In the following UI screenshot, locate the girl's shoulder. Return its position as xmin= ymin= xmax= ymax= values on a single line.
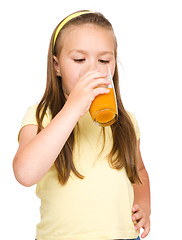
xmin=127 ymin=111 xmax=138 ymax=125
xmin=20 ymin=103 xmax=52 ymax=130
xmin=126 ymin=111 xmax=140 ymax=140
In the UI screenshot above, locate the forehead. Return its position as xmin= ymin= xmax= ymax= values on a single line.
xmin=60 ymin=24 xmax=115 ymax=55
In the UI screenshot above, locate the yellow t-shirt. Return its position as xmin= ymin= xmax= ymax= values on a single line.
xmin=20 ymin=104 xmax=140 ymax=240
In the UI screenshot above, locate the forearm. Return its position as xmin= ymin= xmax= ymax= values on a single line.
xmin=133 ymin=168 xmax=151 ymax=215
xmin=13 ymin=102 xmax=80 ymax=186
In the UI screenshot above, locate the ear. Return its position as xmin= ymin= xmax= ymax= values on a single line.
xmin=53 ymin=56 xmax=61 ymax=77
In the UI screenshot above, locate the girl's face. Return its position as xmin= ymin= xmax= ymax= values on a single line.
xmin=54 ymin=24 xmax=116 ymax=97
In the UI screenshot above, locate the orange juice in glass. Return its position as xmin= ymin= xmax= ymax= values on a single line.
xmin=89 ymin=66 xmax=118 ymax=126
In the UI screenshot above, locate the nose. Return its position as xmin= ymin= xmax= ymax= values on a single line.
xmin=88 ymin=61 xmax=108 ymax=75
xmin=79 ymin=61 xmax=108 ymax=78
xmin=87 ymin=61 xmax=98 ymax=72
xmin=79 ymin=62 xmax=97 ymax=78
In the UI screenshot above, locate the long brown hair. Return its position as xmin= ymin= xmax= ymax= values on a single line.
xmin=36 ymin=11 xmax=141 ymax=185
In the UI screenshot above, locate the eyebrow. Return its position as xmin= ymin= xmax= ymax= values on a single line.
xmin=68 ymin=49 xmax=114 ymax=56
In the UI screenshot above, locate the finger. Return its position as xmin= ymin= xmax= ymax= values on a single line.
xmin=141 ymin=223 xmax=150 ymax=238
xmin=132 ymin=204 xmax=140 ymax=213
xmin=80 ymin=69 xmax=99 ymax=79
xmin=132 ymin=210 xmax=143 ymax=222
xmin=80 ymin=71 xmax=108 ymax=83
xmin=89 ymin=78 xmax=111 ymax=89
xmin=134 ymin=217 xmax=145 ymax=231
xmin=93 ymin=87 xmax=110 ymax=97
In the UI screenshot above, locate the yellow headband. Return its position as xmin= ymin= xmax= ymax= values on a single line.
xmin=53 ymin=11 xmax=92 ymax=52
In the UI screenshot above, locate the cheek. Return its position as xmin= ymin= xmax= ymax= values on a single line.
xmin=61 ymin=65 xmax=79 ymax=94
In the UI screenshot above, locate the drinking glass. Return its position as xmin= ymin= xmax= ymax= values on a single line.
xmin=80 ymin=65 xmax=118 ymax=127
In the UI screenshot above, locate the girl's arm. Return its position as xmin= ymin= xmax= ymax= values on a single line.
xmin=132 ymin=139 xmax=151 ymax=238
xmin=13 ymin=71 xmax=110 ymax=187
xmin=13 ymin=102 xmax=81 ymax=187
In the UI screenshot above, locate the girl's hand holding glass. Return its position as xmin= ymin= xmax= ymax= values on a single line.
xmin=69 ymin=64 xmax=118 ymax=126
xmin=66 ymin=70 xmax=111 ymax=118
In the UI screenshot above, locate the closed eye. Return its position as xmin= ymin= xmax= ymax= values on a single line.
xmin=74 ymin=59 xmax=85 ymax=63
xmin=99 ymin=60 xmax=110 ymax=64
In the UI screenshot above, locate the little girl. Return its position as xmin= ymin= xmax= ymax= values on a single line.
xmin=13 ymin=10 xmax=151 ymax=240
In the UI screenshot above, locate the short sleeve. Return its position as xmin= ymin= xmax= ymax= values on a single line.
xmin=20 ymin=104 xmax=38 ymax=129
xmin=127 ymin=111 xmax=140 ymax=140
xmin=18 ymin=104 xmax=51 ymax=141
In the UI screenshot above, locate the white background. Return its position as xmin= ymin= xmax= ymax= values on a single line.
xmin=1 ymin=0 xmax=182 ymax=239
